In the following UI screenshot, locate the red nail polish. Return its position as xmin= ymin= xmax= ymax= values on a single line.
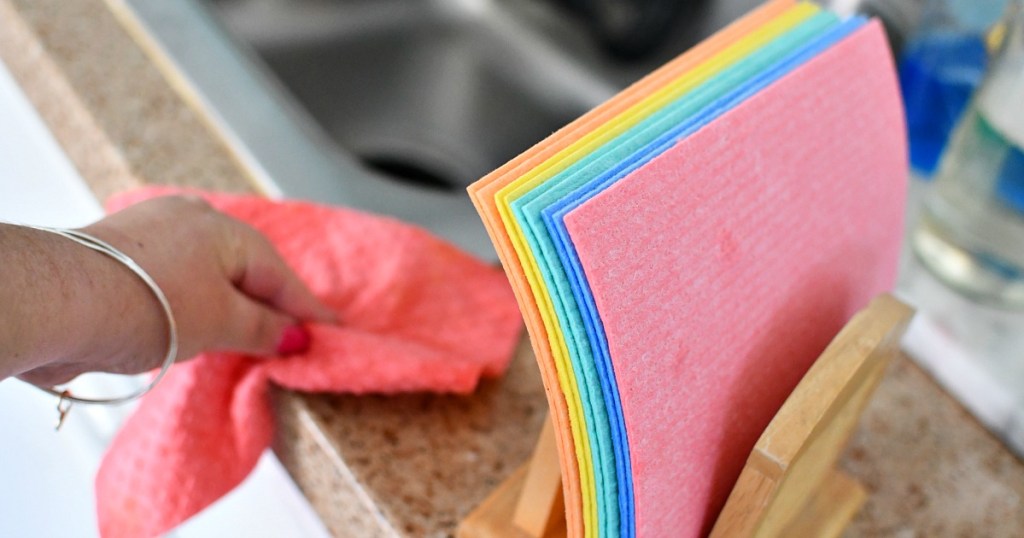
xmin=276 ymin=325 xmax=310 ymax=355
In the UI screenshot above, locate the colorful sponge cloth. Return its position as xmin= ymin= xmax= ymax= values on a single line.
xmin=95 ymin=188 xmax=523 ymax=537
xmin=467 ymin=0 xmax=906 ymax=536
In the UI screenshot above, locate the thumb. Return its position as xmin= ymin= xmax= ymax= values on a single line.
xmin=221 ymin=292 xmax=311 ymax=357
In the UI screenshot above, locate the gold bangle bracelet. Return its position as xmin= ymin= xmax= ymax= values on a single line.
xmin=26 ymin=226 xmax=178 ymax=430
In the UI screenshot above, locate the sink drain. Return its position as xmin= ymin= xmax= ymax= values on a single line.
xmin=360 ymin=155 xmax=458 ymax=192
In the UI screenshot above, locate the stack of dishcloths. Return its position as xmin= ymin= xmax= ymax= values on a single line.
xmin=468 ymin=1 xmax=907 ymax=537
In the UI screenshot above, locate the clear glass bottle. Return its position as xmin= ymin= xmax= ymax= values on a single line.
xmin=913 ymin=0 xmax=1024 ymax=308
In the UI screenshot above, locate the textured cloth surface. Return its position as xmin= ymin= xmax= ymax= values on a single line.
xmin=508 ymin=9 xmax=833 ymax=534
xmin=466 ymin=2 xmax=794 ymax=535
xmin=540 ymin=19 xmax=861 ymax=532
xmin=94 ymin=188 xmax=522 ymax=537
xmin=561 ymin=21 xmax=904 ymax=537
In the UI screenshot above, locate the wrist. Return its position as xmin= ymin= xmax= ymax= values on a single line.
xmin=73 ymin=224 xmax=173 ymax=374
xmin=20 ymin=224 xmax=168 ymax=378
xmin=11 ymin=224 xmax=181 ymax=426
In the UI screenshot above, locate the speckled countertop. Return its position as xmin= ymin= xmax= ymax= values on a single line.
xmin=1 ymin=1 xmax=1022 ymax=536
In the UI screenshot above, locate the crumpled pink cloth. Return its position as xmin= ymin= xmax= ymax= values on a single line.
xmin=95 ymin=188 xmax=522 ymax=537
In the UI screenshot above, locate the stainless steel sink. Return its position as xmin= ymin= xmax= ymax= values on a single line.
xmin=213 ymin=0 xmax=630 ymax=192
xmin=115 ymin=0 xmax=764 ymax=258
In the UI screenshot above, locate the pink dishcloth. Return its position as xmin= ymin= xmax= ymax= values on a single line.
xmin=94 ymin=188 xmax=522 ymax=537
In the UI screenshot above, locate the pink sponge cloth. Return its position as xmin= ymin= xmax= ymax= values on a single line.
xmin=94 ymin=187 xmax=523 ymax=537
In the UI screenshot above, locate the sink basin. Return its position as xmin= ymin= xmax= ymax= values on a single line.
xmin=212 ymin=0 xmax=627 ymax=191
xmin=116 ymin=0 xmax=764 ymax=258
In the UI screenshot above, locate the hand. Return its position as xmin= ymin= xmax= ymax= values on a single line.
xmin=15 ymin=196 xmax=334 ymax=386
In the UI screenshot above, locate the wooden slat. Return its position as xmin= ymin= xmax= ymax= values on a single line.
xmin=459 ymin=416 xmax=566 ymax=538
xmin=514 ymin=417 xmax=565 ymax=537
xmin=710 ymin=294 xmax=913 ymax=537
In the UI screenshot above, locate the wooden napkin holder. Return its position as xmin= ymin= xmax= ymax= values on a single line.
xmin=458 ymin=294 xmax=913 ymax=538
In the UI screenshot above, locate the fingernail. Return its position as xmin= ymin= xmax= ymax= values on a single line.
xmin=276 ymin=325 xmax=310 ymax=355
